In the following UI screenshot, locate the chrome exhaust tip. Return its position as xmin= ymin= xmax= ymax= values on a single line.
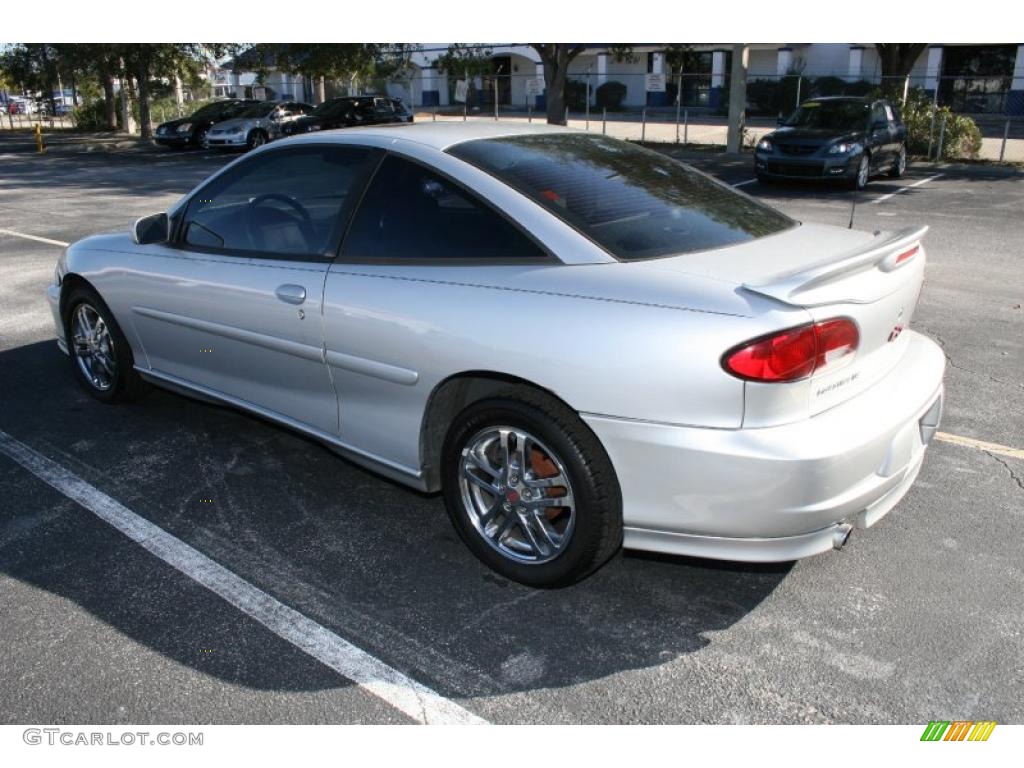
xmin=832 ymin=523 xmax=854 ymax=551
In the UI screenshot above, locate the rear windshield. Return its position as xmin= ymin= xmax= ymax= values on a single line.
xmin=447 ymin=133 xmax=794 ymax=261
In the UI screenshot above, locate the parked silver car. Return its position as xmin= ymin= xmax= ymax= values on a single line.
xmin=47 ymin=123 xmax=944 ymax=586
xmin=205 ymin=100 xmax=314 ymax=150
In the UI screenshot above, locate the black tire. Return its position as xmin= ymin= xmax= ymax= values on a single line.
xmin=193 ymin=127 xmax=208 ymax=149
xmin=441 ymin=389 xmax=622 ymax=588
xmin=889 ymin=143 xmax=907 ymax=178
xmin=63 ymin=284 xmax=147 ymax=404
xmin=246 ymin=129 xmax=268 ymax=151
xmin=756 ymin=172 xmax=774 ymax=185
xmin=848 ymin=153 xmax=871 ymax=190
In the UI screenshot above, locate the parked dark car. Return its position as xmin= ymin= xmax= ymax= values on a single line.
xmin=754 ymin=96 xmax=907 ymax=190
xmin=154 ymin=100 xmax=258 ymax=149
xmin=282 ymin=96 xmax=413 ymax=136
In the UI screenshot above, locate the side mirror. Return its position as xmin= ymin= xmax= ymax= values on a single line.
xmin=132 ymin=212 xmax=169 ymax=245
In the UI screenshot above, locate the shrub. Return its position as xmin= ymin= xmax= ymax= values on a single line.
xmin=564 ymin=79 xmax=589 ymax=111
xmin=72 ymin=100 xmax=108 ymax=131
xmin=900 ymin=88 xmax=982 ymax=160
xmin=807 ymin=76 xmax=877 ymax=100
xmin=596 ymin=80 xmax=627 ymax=111
xmin=746 ymin=76 xmax=802 ymax=117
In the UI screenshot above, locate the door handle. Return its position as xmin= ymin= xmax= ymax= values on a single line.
xmin=275 ymin=284 xmax=306 ymax=305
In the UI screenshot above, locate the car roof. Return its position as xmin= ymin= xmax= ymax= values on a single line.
xmin=802 ymin=96 xmax=875 ymax=104
xmin=283 ymin=120 xmax=579 ymax=152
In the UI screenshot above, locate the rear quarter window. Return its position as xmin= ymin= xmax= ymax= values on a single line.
xmin=448 ymin=133 xmax=794 ymax=261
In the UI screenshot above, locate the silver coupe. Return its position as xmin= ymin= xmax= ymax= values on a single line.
xmin=47 ymin=123 xmax=945 ymax=586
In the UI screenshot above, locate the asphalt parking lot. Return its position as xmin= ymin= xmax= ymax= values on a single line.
xmin=0 ymin=134 xmax=1021 ymax=725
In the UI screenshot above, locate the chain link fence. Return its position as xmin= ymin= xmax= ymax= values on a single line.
xmin=3 ymin=68 xmax=1022 ymax=163
xmin=401 ymin=69 xmax=1024 ymax=164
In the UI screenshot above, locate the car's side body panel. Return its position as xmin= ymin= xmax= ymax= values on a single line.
xmin=320 ymin=261 xmax=805 ymax=474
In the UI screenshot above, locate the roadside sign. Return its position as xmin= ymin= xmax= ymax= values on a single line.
xmin=525 ymin=78 xmax=545 ymax=97
xmin=454 ymin=79 xmax=468 ymax=103
xmin=253 ymin=86 xmax=267 ymax=101
xmin=645 ymin=73 xmax=667 ymax=92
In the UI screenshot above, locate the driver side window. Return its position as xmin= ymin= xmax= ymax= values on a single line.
xmin=182 ymin=145 xmax=381 ymax=259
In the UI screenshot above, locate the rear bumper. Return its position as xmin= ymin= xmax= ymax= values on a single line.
xmin=584 ymin=330 xmax=945 ymax=562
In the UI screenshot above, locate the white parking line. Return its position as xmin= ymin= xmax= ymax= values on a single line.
xmin=870 ymin=173 xmax=945 ymax=205
xmin=0 ymin=228 xmax=69 ymax=247
xmin=0 ymin=429 xmax=487 ymax=726
xmin=935 ymin=431 xmax=1024 ymax=461
xmin=732 ymin=179 xmax=758 ymax=187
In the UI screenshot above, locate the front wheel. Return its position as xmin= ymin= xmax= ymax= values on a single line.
xmin=441 ymin=392 xmax=622 ymax=587
xmin=246 ymin=129 xmax=267 ymax=150
xmin=849 ymin=153 xmax=871 ymax=190
xmin=64 ymin=285 xmax=147 ymax=404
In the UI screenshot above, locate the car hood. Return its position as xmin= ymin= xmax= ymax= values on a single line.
xmin=766 ymin=126 xmax=864 ymax=145
xmin=156 ymin=117 xmax=191 ymax=131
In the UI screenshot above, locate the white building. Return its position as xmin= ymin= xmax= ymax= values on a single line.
xmin=393 ymin=43 xmax=1024 ymax=115
xmin=222 ymin=44 xmax=1024 ymax=115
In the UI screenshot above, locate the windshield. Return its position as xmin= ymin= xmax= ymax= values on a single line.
xmin=783 ymin=101 xmax=870 ymax=131
xmin=237 ymin=102 xmax=277 ymax=118
xmin=448 ymin=133 xmax=794 ymax=261
xmin=191 ymin=101 xmax=235 ymax=120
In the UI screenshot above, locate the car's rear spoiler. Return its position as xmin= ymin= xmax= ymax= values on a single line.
xmin=741 ymin=225 xmax=929 ymax=307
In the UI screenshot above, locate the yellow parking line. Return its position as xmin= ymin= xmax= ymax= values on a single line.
xmin=935 ymin=432 xmax=1024 ymax=461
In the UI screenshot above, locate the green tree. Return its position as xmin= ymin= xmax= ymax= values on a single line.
xmin=250 ymin=43 xmax=417 ymax=103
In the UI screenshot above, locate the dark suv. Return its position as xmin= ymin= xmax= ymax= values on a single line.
xmin=754 ymin=97 xmax=907 ymax=189
xmin=154 ymin=100 xmax=258 ymax=149
xmin=282 ymin=96 xmax=413 ymax=136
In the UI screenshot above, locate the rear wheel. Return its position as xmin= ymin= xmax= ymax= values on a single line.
xmin=64 ymin=285 xmax=147 ymax=404
xmin=441 ymin=391 xmax=622 ymax=587
xmin=889 ymin=143 xmax=907 ymax=178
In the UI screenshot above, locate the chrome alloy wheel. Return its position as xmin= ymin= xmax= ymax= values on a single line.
xmin=458 ymin=426 xmax=576 ymax=565
xmin=71 ymin=303 xmax=116 ymax=391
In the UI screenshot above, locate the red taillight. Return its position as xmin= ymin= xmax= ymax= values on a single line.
xmin=895 ymin=245 xmax=919 ymax=265
xmin=723 ymin=318 xmax=859 ymax=382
